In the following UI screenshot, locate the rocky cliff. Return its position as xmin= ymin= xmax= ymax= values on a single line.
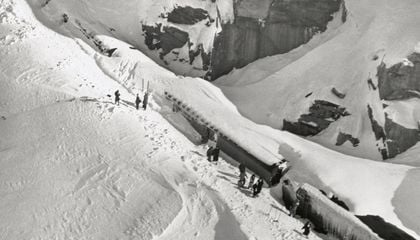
xmin=279 ymin=54 xmax=420 ymax=160
xmin=141 ymin=0 xmax=346 ymax=79
xmin=369 ymin=53 xmax=420 ymax=159
xmin=211 ymin=0 xmax=345 ymax=79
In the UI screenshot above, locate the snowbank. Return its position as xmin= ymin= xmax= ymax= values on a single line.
xmin=297 ymin=184 xmax=381 ymax=240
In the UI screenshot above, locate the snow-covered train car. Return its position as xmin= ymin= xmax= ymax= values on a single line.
xmin=164 ymin=91 xmax=284 ymax=186
xmin=217 ymin=134 xmax=283 ymax=186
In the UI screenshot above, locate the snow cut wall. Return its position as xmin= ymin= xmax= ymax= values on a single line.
xmin=297 ymin=184 xmax=382 ymax=240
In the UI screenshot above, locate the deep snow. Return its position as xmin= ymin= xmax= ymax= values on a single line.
xmin=0 ymin=1 xmax=324 ymax=239
xmin=1 ymin=0 xmax=420 ymax=239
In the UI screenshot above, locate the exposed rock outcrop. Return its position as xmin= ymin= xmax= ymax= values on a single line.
xmin=167 ymin=6 xmax=210 ymax=25
xmin=377 ymin=53 xmax=420 ymax=100
xmin=141 ymin=0 xmax=346 ymax=79
xmin=211 ymin=0 xmax=345 ymax=79
xmin=384 ymin=113 xmax=420 ymax=159
xmin=367 ymin=104 xmax=420 ymax=159
xmin=143 ymin=25 xmax=190 ymax=58
xmin=368 ymin=53 xmax=420 ymax=159
xmin=283 ymin=100 xmax=350 ymax=136
xmin=336 ymin=132 xmax=360 ymax=147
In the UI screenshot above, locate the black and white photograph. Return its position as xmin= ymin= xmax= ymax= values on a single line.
xmin=0 ymin=0 xmax=419 ymax=239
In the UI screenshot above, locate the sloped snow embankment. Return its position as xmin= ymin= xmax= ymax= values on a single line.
xmin=0 ymin=1 xmax=325 ymax=239
xmin=79 ymin=16 xmax=420 ymax=240
xmin=0 ymin=1 xmax=247 ymax=239
xmin=75 ymin=21 xmax=419 ymax=240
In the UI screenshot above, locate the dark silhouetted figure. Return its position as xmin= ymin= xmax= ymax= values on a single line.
xmin=239 ymin=164 xmax=246 ymax=174
xmin=253 ymin=178 xmax=264 ymax=197
xmin=143 ymin=92 xmax=149 ymax=110
xmin=252 ymin=182 xmax=258 ymax=197
xmin=114 ymin=90 xmax=120 ymax=105
xmin=252 ymin=182 xmax=259 ymax=197
xmin=302 ymin=221 xmax=312 ymax=237
xmin=212 ymin=147 xmax=220 ymax=163
xmin=238 ymin=171 xmax=247 ymax=188
xmin=206 ymin=146 xmax=214 ymax=162
xmin=62 ymin=14 xmax=69 ymax=23
xmin=135 ymin=94 xmax=141 ymax=110
xmin=248 ymin=174 xmax=256 ymax=189
xmin=256 ymin=178 xmax=264 ymax=193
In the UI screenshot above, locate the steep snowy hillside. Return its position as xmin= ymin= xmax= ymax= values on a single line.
xmin=216 ymin=0 xmax=420 ymax=161
xmin=30 ymin=0 xmax=420 ymax=161
xmin=2 ymin=0 xmax=420 ymax=239
xmin=0 ymin=1 xmax=326 ymax=239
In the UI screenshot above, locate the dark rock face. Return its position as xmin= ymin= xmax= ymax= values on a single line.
xmin=357 ymin=215 xmax=416 ymax=240
xmin=367 ymin=105 xmax=420 ymax=159
xmin=377 ymin=53 xmax=420 ymax=100
xmin=368 ymin=53 xmax=420 ymax=159
xmin=283 ymin=100 xmax=350 ymax=136
xmin=336 ymin=132 xmax=360 ymax=147
xmin=167 ymin=6 xmax=210 ymax=25
xmin=210 ymin=0 xmax=344 ymax=79
xmin=384 ymin=113 xmax=420 ymax=158
xmin=143 ymin=25 xmax=190 ymax=58
xmin=141 ymin=0 xmax=345 ymax=79
xmin=367 ymin=105 xmax=391 ymax=159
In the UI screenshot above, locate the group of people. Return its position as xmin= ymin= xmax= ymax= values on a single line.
xmin=237 ymin=164 xmax=264 ymax=197
xmin=114 ymin=90 xmax=149 ymax=110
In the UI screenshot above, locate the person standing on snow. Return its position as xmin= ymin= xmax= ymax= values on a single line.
xmin=143 ymin=92 xmax=149 ymax=110
xmin=252 ymin=179 xmax=259 ymax=197
xmin=302 ymin=221 xmax=312 ymax=237
xmin=238 ymin=171 xmax=247 ymax=188
xmin=248 ymin=174 xmax=256 ymax=189
xmin=256 ymin=178 xmax=264 ymax=195
xmin=239 ymin=164 xmax=246 ymax=175
xmin=212 ymin=146 xmax=220 ymax=163
xmin=135 ymin=94 xmax=142 ymax=110
xmin=207 ymin=132 xmax=217 ymax=148
xmin=206 ymin=146 xmax=214 ymax=162
xmin=114 ymin=90 xmax=120 ymax=105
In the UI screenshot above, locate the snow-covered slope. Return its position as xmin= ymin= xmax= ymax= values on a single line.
xmin=216 ymin=0 xmax=420 ymax=161
xmin=22 ymin=0 xmax=418 ymax=161
xmin=2 ymin=0 xmax=420 ymax=239
xmin=25 ymin=0 xmax=234 ymax=79
xmin=0 ymin=1 xmax=325 ymax=239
